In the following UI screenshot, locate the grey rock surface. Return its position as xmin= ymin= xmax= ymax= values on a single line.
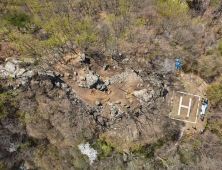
xmin=78 ymin=53 xmax=85 ymax=62
xmin=103 ymin=64 xmax=108 ymax=71
xmin=45 ymin=71 xmax=55 ymax=77
xmin=5 ymin=62 xmax=16 ymax=73
xmin=16 ymin=68 xmax=27 ymax=78
xmin=133 ymin=88 xmax=155 ymax=102
xmin=95 ymin=101 xmax=101 ymax=106
xmin=104 ymin=79 xmax=110 ymax=86
xmin=86 ymin=74 xmax=99 ymax=88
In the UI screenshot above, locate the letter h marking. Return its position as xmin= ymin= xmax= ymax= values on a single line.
xmin=178 ymin=96 xmax=192 ymax=117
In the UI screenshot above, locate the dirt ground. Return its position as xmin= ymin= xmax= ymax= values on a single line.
xmin=48 ymin=53 xmax=149 ymax=119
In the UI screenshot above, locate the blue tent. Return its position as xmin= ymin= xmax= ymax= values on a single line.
xmin=175 ymin=59 xmax=181 ymax=69
xmin=200 ymin=103 xmax=207 ymax=115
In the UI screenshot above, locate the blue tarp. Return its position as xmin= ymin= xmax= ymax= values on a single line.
xmin=175 ymin=59 xmax=181 ymax=69
xmin=156 ymin=56 xmax=161 ymax=60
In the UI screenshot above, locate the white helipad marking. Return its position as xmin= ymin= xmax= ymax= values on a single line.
xmin=169 ymin=117 xmax=197 ymax=124
xmin=178 ymin=96 xmax=183 ymax=115
xmin=169 ymin=91 xmax=200 ymax=124
xmin=177 ymin=96 xmax=192 ymax=117
xmin=177 ymin=91 xmax=187 ymax=94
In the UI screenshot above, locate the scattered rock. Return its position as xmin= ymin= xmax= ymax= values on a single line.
xmin=21 ymin=79 xmax=29 ymax=86
xmin=55 ymin=82 xmax=61 ymax=88
xmin=45 ymin=71 xmax=55 ymax=77
xmin=103 ymin=64 xmax=108 ymax=71
xmin=78 ymin=83 xmax=87 ymax=88
xmin=124 ymin=105 xmax=130 ymax=108
xmin=107 ymin=90 xmax=111 ymax=95
xmin=123 ymin=153 xmax=128 ymax=162
xmin=104 ymin=79 xmax=110 ymax=86
xmin=61 ymin=83 xmax=69 ymax=90
xmin=23 ymin=58 xmax=36 ymax=64
xmin=73 ymin=78 xmax=77 ymax=82
xmin=122 ymin=58 xmax=130 ymax=63
xmin=78 ymin=53 xmax=85 ymax=62
xmin=113 ymin=65 xmax=118 ymax=69
xmin=5 ymin=57 xmax=11 ymax=62
xmin=54 ymin=72 xmax=61 ymax=77
xmin=96 ymin=83 xmax=107 ymax=91
xmin=74 ymin=72 xmax=78 ymax=76
xmin=12 ymin=58 xmax=22 ymax=64
xmin=23 ymin=70 xmax=35 ymax=79
xmin=80 ymin=76 xmax=86 ymax=81
xmin=66 ymin=73 xmax=72 ymax=79
xmin=95 ymin=101 xmax=101 ymax=106
xmin=16 ymin=68 xmax=26 ymax=78
xmin=115 ymin=101 xmax=121 ymax=104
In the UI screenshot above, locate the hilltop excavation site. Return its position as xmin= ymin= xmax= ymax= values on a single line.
xmin=0 ymin=49 xmax=218 ymax=170
xmin=0 ymin=0 xmax=222 ymax=170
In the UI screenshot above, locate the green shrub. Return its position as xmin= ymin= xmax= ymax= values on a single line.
xmin=0 ymin=90 xmax=14 ymax=119
xmin=178 ymin=152 xmax=188 ymax=164
xmin=157 ymin=0 xmax=189 ymax=19
xmin=218 ymin=40 xmax=222 ymax=55
xmin=19 ymin=141 xmax=31 ymax=149
xmin=199 ymin=56 xmax=222 ymax=81
xmin=207 ymin=78 xmax=222 ymax=107
xmin=0 ymin=102 xmax=7 ymax=119
xmin=155 ymin=139 xmax=163 ymax=147
xmin=145 ymin=150 xmax=154 ymax=159
xmin=3 ymin=13 xmax=30 ymax=27
xmin=96 ymin=139 xmax=112 ymax=156
xmin=0 ymin=162 xmax=4 ymax=170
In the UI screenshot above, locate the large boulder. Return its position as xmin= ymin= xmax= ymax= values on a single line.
xmin=86 ymin=74 xmax=99 ymax=88
xmin=96 ymin=83 xmax=107 ymax=91
xmin=133 ymin=88 xmax=155 ymax=102
xmin=78 ymin=53 xmax=86 ymax=62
